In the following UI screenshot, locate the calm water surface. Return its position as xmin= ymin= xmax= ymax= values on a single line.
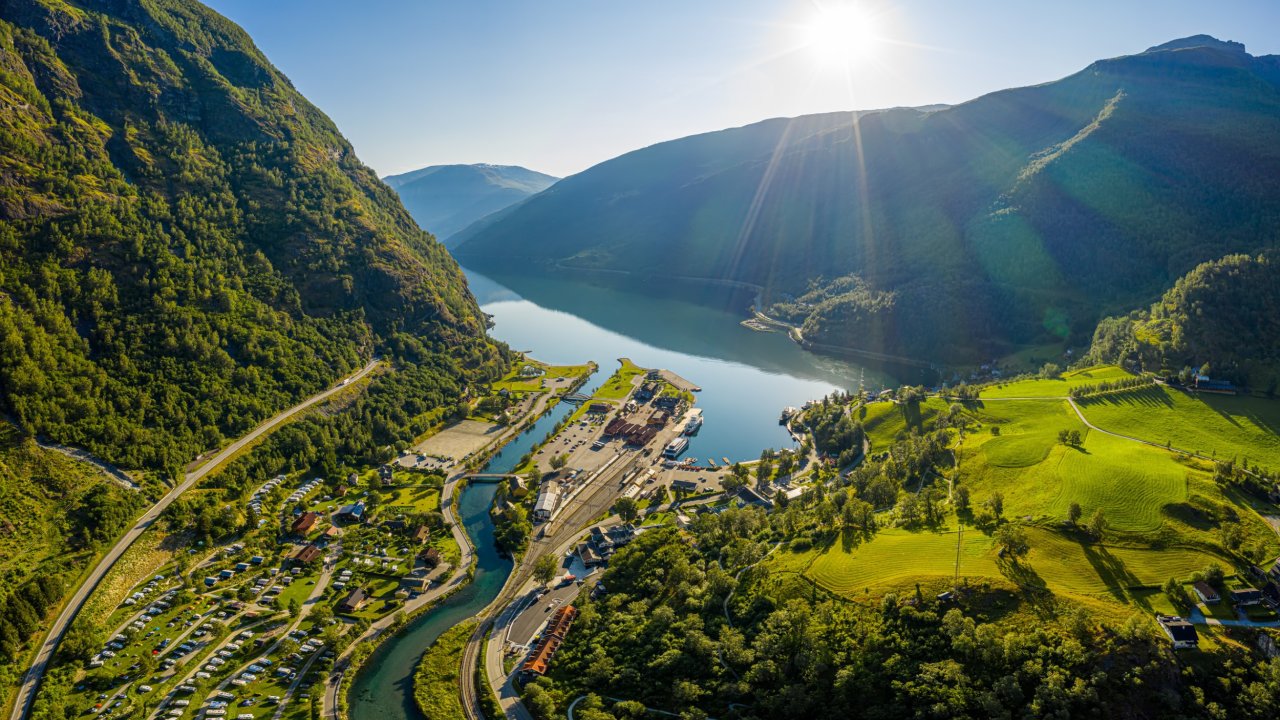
xmin=465 ymin=266 xmax=908 ymax=463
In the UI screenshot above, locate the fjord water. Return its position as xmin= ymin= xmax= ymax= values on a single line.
xmin=348 ymin=267 xmax=906 ymax=720
xmin=464 ymin=266 xmax=906 ymax=463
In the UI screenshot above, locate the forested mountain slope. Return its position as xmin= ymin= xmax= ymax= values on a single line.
xmin=0 ymin=0 xmax=501 ymax=475
xmin=453 ymin=36 xmax=1280 ymax=363
xmin=1089 ymin=252 xmax=1280 ymax=390
xmin=383 ymin=163 xmax=556 ymax=243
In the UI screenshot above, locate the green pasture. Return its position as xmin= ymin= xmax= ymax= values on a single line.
xmin=790 ymin=526 xmax=1223 ymax=600
xmin=1076 ymin=384 xmax=1280 ymax=470
xmin=980 ymin=365 xmax=1133 ymax=399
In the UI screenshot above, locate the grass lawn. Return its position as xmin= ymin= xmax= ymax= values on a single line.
xmin=980 ymin=365 xmax=1133 ymax=399
xmin=413 ymin=620 xmax=476 ymax=720
xmin=373 ymin=485 xmax=442 ymax=516
xmin=594 ymin=359 xmax=646 ymax=400
xmin=802 ymin=528 xmax=998 ymax=594
xmin=1076 ymin=384 xmax=1280 ymax=470
xmin=492 ymin=361 xmax=594 ymax=394
xmin=1045 ymin=433 xmax=1188 ymax=532
xmin=276 ymin=571 xmax=320 ymax=610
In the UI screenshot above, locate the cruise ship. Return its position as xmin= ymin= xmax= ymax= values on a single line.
xmin=682 ymin=410 xmax=703 ymax=435
xmin=662 ymin=436 xmax=689 ymax=459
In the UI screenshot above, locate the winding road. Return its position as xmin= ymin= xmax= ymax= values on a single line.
xmin=8 ymin=359 xmax=380 ymax=720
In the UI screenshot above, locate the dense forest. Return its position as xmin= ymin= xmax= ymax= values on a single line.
xmin=0 ymin=0 xmax=502 ymax=478
xmin=1088 ymin=253 xmax=1280 ymax=391
xmin=536 ymin=520 xmax=1280 ymax=720
xmin=455 ymin=35 xmax=1280 ymax=364
xmin=0 ymin=424 xmax=140 ymax=710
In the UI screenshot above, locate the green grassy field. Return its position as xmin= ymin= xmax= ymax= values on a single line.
xmin=594 ymin=359 xmax=646 ymax=400
xmin=801 ymin=528 xmax=1000 ymax=594
xmin=491 ymin=361 xmax=594 ymax=394
xmin=373 ymin=485 xmax=442 ymax=515
xmin=413 ymin=620 xmax=476 ymax=720
xmin=1076 ymin=384 xmax=1280 ymax=470
xmin=1044 ymin=433 xmax=1187 ymax=532
xmin=787 ymin=526 xmax=1224 ymax=600
xmin=952 ymin=398 xmax=1200 ymax=531
xmin=980 ymin=365 xmax=1133 ymax=398
xmin=858 ymin=398 xmax=950 ymax=448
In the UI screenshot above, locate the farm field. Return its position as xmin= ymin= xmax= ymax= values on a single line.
xmin=1045 ymin=433 xmax=1188 ymax=532
xmin=1076 ymin=384 xmax=1280 ymax=470
xmin=787 ymin=526 xmax=1225 ymax=600
xmin=980 ymin=365 xmax=1133 ymax=398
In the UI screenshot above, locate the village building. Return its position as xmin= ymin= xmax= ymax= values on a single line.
xmin=1231 ymin=587 xmax=1264 ymax=607
xmin=1156 ymin=615 xmax=1199 ymax=649
xmin=337 ymin=501 xmax=366 ymax=523
xmin=412 ymin=525 xmax=431 ymax=544
xmin=671 ymin=478 xmax=699 ymax=494
xmin=508 ymin=475 xmax=529 ymax=499
xmin=291 ymin=511 xmax=320 ymax=535
xmin=291 ymin=544 xmax=323 ymax=566
xmin=337 ymin=587 xmax=367 ymax=614
xmin=1192 ymin=581 xmax=1220 ymax=604
xmin=520 ymin=605 xmax=578 ymax=679
xmin=533 ymin=480 xmax=562 ymax=522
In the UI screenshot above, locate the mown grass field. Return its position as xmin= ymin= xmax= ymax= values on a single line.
xmin=794 ymin=367 xmax=1280 ymax=612
xmin=1077 ymin=384 xmax=1280 ymax=470
xmin=785 ymin=526 xmax=1224 ymax=600
xmin=980 ymin=365 xmax=1133 ymax=398
xmin=951 ymin=397 xmax=1203 ymax=532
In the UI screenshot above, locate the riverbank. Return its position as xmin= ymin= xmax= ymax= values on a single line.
xmin=340 ymin=361 xmax=605 ymax=720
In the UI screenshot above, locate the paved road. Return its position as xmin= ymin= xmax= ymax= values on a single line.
xmin=1188 ymin=606 xmax=1280 ymax=628
xmin=9 ymin=359 xmax=379 ymax=720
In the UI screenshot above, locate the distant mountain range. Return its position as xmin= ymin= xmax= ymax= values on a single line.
xmin=384 ymin=164 xmax=557 ymax=243
xmin=453 ymin=35 xmax=1280 ymax=365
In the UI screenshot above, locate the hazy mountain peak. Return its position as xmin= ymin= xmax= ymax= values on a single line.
xmin=382 ymin=163 xmax=557 ymax=243
xmin=1145 ymin=35 xmax=1247 ymax=56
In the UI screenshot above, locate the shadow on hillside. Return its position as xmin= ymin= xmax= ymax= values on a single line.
xmin=1163 ymin=502 xmax=1215 ymax=531
xmin=1080 ymin=541 xmax=1143 ymax=605
xmin=1077 ymin=385 xmax=1173 ymax=410
xmin=996 ymin=557 xmax=1056 ymax=614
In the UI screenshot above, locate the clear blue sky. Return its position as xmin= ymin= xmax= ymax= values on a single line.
xmin=204 ymin=0 xmax=1280 ymax=179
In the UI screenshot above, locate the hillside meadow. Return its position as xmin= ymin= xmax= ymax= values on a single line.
xmin=806 ymin=367 xmax=1280 ymax=612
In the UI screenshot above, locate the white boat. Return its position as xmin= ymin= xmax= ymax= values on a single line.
xmin=662 ymin=437 xmax=689 ymax=459
xmin=683 ymin=410 xmax=703 ymax=435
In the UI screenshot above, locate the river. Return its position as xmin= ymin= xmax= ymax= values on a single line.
xmin=347 ymin=265 xmax=913 ymax=720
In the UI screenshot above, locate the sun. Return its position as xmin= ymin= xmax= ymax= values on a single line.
xmin=803 ymin=3 xmax=882 ymax=67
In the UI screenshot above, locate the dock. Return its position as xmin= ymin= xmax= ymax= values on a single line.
xmin=658 ymin=369 xmax=701 ymax=393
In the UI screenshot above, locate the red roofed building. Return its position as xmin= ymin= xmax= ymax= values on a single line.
xmin=520 ymin=605 xmax=578 ymax=679
xmin=292 ymin=511 xmax=320 ymax=535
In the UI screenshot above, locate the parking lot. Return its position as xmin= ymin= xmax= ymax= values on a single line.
xmin=533 ymin=410 xmax=618 ymax=475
